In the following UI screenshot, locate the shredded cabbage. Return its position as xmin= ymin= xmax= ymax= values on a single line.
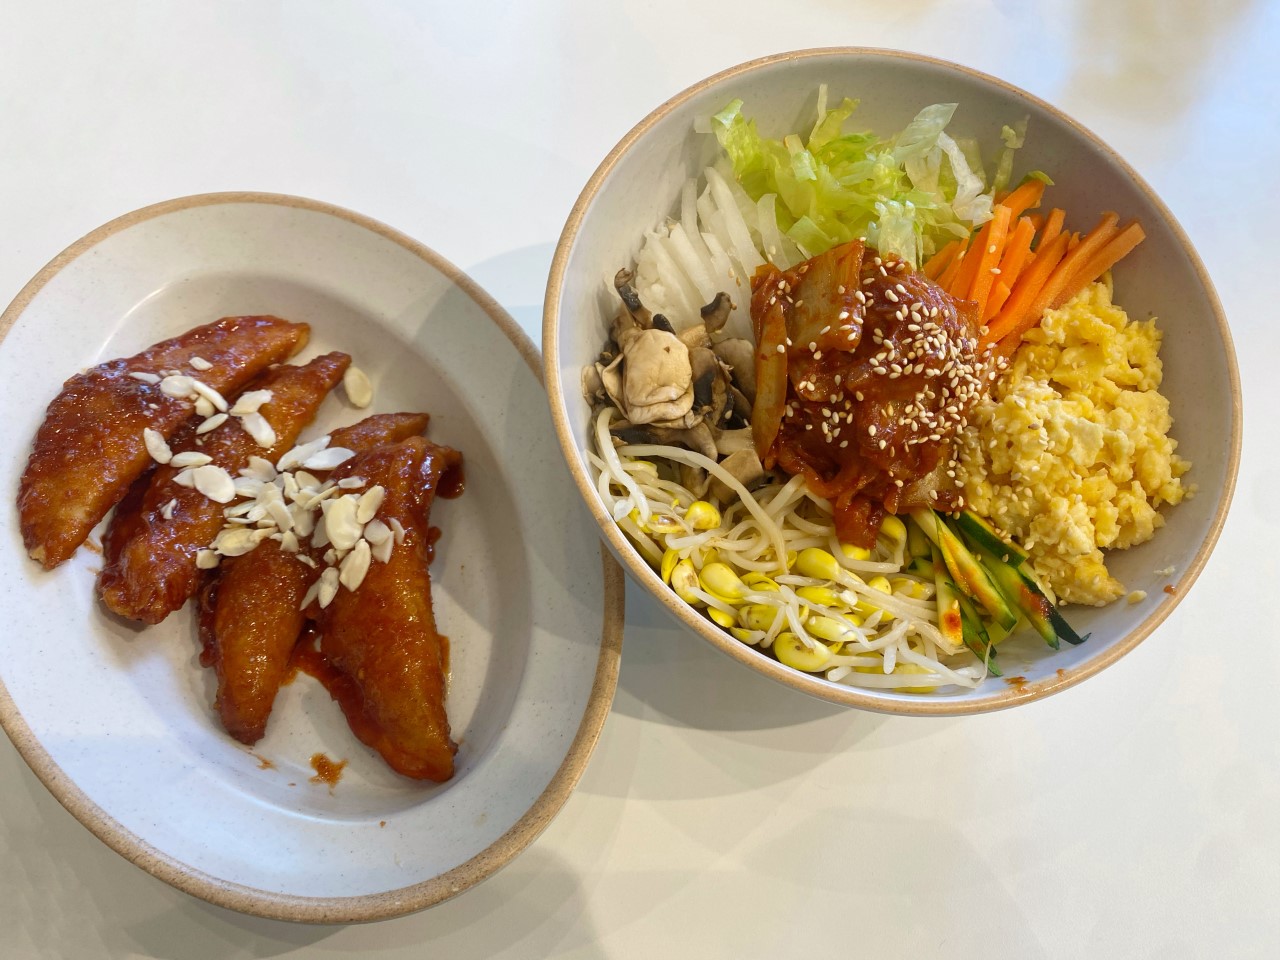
xmin=709 ymin=87 xmax=1024 ymax=267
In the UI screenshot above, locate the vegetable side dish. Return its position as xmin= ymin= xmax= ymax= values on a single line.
xmin=18 ymin=318 xmax=463 ymax=781
xmin=584 ymin=88 xmax=1187 ymax=690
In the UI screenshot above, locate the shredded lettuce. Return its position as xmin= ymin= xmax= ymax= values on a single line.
xmin=709 ymin=87 xmax=1023 ymax=267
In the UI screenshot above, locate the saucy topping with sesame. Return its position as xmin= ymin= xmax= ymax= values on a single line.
xmin=751 ymin=239 xmax=1001 ymax=547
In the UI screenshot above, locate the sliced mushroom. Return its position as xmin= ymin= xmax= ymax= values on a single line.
xmin=700 ymin=292 xmax=733 ymax=339
xmin=610 ymin=419 xmax=718 ymax=461
xmin=713 ymin=337 xmax=756 ymax=402
xmin=713 ymin=428 xmax=754 ymax=457
xmin=709 ymin=447 xmax=766 ymax=503
xmin=614 ymin=269 xmax=652 ymax=327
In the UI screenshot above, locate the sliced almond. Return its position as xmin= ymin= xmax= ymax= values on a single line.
xmin=339 ymin=539 xmax=372 ymax=591
xmin=290 ymin=503 xmax=315 ymax=537
xmin=192 ymin=465 xmax=236 ymax=503
xmin=355 ymin=486 xmax=385 ymax=524
xmin=240 ymin=457 xmax=276 ymax=483
xmin=299 ymin=579 xmax=320 ymax=610
xmin=189 ymin=356 xmax=213 ymax=371
xmin=363 ymin=518 xmax=391 ymax=546
xmin=277 ymin=436 xmax=330 ymax=472
xmin=296 ymin=553 xmax=317 ymax=569
xmin=172 ymin=469 xmax=196 ymax=488
xmin=279 ymin=530 xmax=299 ymax=553
xmin=240 ymin=412 xmax=276 ymax=449
xmin=169 ymin=451 xmax=213 ymax=468
xmin=194 ymin=397 xmax=215 ymax=418
xmin=191 ymin=379 xmax=229 ymax=413
xmin=302 ymin=447 xmax=355 ymax=471
xmin=230 ymin=389 xmax=273 ymax=416
xmin=143 ymin=427 xmax=173 ymax=465
xmin=159 ymin=374 xmax=196 ymax=399
xmin=160 ymin=498 xmax=178 ymax=521
xmin=233 ymin=477 xmax=265 ymax=499
xmin=196 ymin=413 xmax=228 ymax=435
xmin=213 ymin=526 xmax=261 ymax=557
xmin=196 ymin=549 xmax=220 ymax=569
xmin=337 ymin=476 xmax=365 ymax=490
xmin=371 ymin=535 xmax=394 ymax=564
xmin=388 ymin=517 xmax=406 ymax=544
xmin=266 ymin=499 xmax=293 ymax=531
xmin=129 ymin=371 xmax=161 ymax=385
xmin=342 ymin=366 xmax=373 ymax=408
xmin=317 ymin=567 xmax=340 ymax=609
xmin=325 ymin=495 xmax=362 ymax=551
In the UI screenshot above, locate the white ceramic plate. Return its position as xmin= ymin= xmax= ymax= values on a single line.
xmin=0 ymin=193 xmax=622 ymax=922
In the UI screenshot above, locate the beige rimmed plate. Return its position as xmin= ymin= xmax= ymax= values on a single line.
xmin=544 ymin=48 xmax=1240 ymax=715
xmin=0 ymin=193 xmax=622 ymax=922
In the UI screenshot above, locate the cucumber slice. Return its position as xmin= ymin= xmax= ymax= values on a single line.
xmin=954 ymin=510 xmax=1028 ymax=567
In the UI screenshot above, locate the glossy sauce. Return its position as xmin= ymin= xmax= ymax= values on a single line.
xmin=753 ymin=241 xmax=996 ymax=546
xmin=309 ymin=753 xmax=347 ymax=789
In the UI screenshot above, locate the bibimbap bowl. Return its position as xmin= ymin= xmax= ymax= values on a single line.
xmin=544 ymin=48 xmax=1240 ymax=714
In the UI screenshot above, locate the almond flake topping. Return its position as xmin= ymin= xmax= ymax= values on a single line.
xmin=189 ymin=356 xmax=213 ymax=371
xmin=129 ymin=371 xmax=162 ymax=385
xmin=342 ymin=367 xmax=373 ymax=408
xmin=277 ymin=436 xmax=330 ymax=473
xmin=191 ymin=380 xmax=228 ymax=413
xmin=169 ymin=451 xmax=213 ymax=468
xmin=197 ymin=413 xmax=228 ymax=435
xmin=325 ymin=496 xmax=362 ymax=551
xmin=196 ymin=549 xmax=220 ymax=569
xmin=143 ymin=427 xmax=173 ymax=465
xmin=172 ymin=469 xmax=196 ymax=488
xmin=388 ymin=518 xmax=406 ymax=544
xmin=302 ymin=447 xmax=354 ymax=471
xmin=160 ymin=375 xmax=196 ymax=399
xmin=316 ymin=568 xmax=340 ymax=609
xmin=339 ymin=539 xmax=372 ymax=591
xmin=356 ymin=486 xmax=385 ymax=524
xmin=194 ymin=397 xmax=215 ymax=418
xmin=160 ymin=498 xmax=178 ymax=520
xmin=337 ymin=476 xmax=365 ymax=490
xmin=191 ymin=465 xmax=236 ymax=503
xmin=239 ymin=412 xmax=276 ymax=448
xmin=230 ymin=389 xmax=273 ymax=416
xmin=363 ymin=518 xmax=391 ymax=546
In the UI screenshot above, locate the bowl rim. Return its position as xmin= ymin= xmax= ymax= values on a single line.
xmin=0 ymin=190 xmax=626 ymax=923
xmin=542 ymin=46 xmax=1241 ymax=716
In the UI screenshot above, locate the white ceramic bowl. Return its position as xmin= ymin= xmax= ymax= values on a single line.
xmin=0 ymin=193 xmax=623 ymax=920
xmin=544 ymin=49 xmax=1240 ymax=715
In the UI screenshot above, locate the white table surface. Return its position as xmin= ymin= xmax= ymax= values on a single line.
xmin=0 ymin=2 xmax=1274 ymax=957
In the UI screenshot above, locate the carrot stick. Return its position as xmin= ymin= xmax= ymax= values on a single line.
xmin=1039 ymin=209 xmax=1066 ymax=247
xmin=950 ymin=222 xmax=994 ymax=300
xmin=968 ymin=205 xmax=1012 ymax=319
xmin=1067 ymin=232 xmax=1081 ymax=251
xmin=986 ymin=217 xmax=1036 ymax=316
xmin=1025 ymin=214 xmax=1045 ymax=232
xmin=1060 ymin=222 xmax=1146 ymax=301
xmin=999 ymin=179 xmax=1046 ymax=221
xmin=992 ymin=214 xmax=1120 ymax=348
xmin=938 ymin=245 xmax=968 ymax=292
xmin=922 ymin=240 xmax=961 ymax=280
xmin=983 ymin=231 xmax=1071 ymax=344
xmin=987 ymin=281 xmax=1012 ymax=318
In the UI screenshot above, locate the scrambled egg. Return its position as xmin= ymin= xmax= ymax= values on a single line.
xmin=957 ymin=280 xmax=1192 ymax=605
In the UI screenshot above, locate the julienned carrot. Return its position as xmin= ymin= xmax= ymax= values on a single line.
xmin=992 ymin=214 xmax=1120 ymax=349
xmin=938 ymin=245 xmax=968 ymax=292
xmin=1067 ymin=232 xmax=1081 ymax=251
xmin=982 ymin=231 xmax=1070 ymax=344
xmin=922 ymin=240 xmax=962 ymax=280
xmin=987 ymin=281 xmax=1012 ymax=318
xmin=1061 ymin=222 xmax=1146 ymax=299
xmin=1039 ymin=209 xmax=1066 ymax=247
xmin=998 ymin=179 xmax=1046 ymax=221
xmin=1026 ymin=214 xmax=1045 ymax=232
xmin=967 ymin=205 xmax=1012 ymax=319
xmin=984 ymin=217 xmax=1036 ymax=321
xmin=950 ymin=219 xmax=996 ymax=300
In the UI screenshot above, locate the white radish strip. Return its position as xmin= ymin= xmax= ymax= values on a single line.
xmin=666 ymin=223 xmax=718 ymax=304
xmin=681 ymin=178 xmax=713 ymax=266
xmin=705 ymin=166 xmax=764 ymax=277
